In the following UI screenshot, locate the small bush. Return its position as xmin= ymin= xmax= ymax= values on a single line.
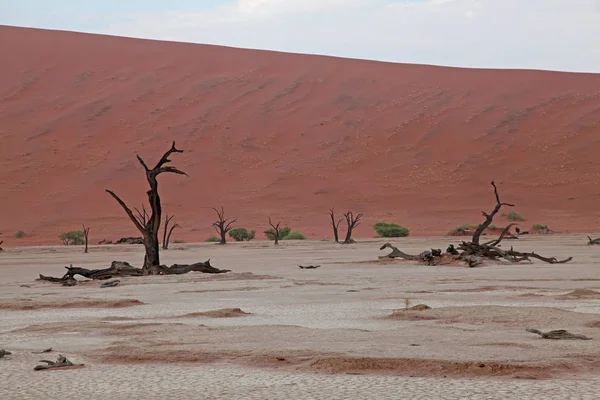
xmin=531 ymin=224 xmax=547 ymax=231
xmin=447 ymin=224 xmax=475 ymax=236
xmin=282 ymin=231 xmax=306 ymax=240
xmin=373 ymin=222 xmax=410 ymax=238
xmin=204 ymin=236 xmax=220 ymax=243
xmin=60 ymin=230 xmax=84 ymax=245
xmin=15 ymin=230 xmax=25 ymax=238
xmin=229 ymin=228 xmax=255 ymax=241
xmin=264 ymin=226 xmax=291 ymax=240
xmin=507 ymin=211 xmax=525 ymax=221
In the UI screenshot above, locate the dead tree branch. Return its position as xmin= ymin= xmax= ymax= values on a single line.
xmin=34 ymin=355 xmax=84 ymax=371
xmin=329 ymin=208 xmax=343 ymax=243
xmin=0 ymin=240 xmax=3 ymax=252
xmin=343 ymin=211 xmax=363 ymax=244
xmin=268 ymin=217 xmax=281 ymax=245
xmin=472 ymin=181 xmax=514 ymax=245
xmin=587 ymin=236 xmax=600 ymax=245
xmin=106 ymin=141 xmax=187 ymax=274
xmin=212 ymin=207 xmax=236 ymax=245
xmin=82 ymin=224 xmax=90 ymax=253
xmin=162 ymin=213 xmax=178 ymax=249
xmin=526 ymin=328 xmax=591 ymax=340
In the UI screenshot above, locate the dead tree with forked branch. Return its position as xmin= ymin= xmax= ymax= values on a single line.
xmin=105 ymin=141 xmax=187 ymax=274
xmin=162 ymin=213 xmax=179 ymax=249
xmin=379 ymin=182 xmax=572 ymax=267
xmin=268 ymin=217 xmax=281 ymax=245
xmin=82 ymin=224 xmax=90 ymax=253
xmin=212 ymin=207 xmax=236 ymax=245
xmin=329 ymin=208 xmax=343 ymax=243
xmin=342 ymin=211 xmax=363 ymax=244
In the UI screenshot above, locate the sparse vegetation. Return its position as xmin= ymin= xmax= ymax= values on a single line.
xmin=373 ymin=222 xmax=410 ymax=238
xmin=204 ymin=236 xmax=220 ymax=243
xmin=447 ymin=224 xmax=475 ymax=236
xmin=229 ymin=228 xmax=256 ymax=242
xmin=281 ymin=231 xmax=306 ymax=240
xmin=59 ymin=230 xmax=85 ymax=246
xmin=507 ymin=211 xmax=525 ymax=221
xmin=532 ymin=224 xmax=548 ymax=231
xmin=15 ymin=230 xmax=25 ymax=238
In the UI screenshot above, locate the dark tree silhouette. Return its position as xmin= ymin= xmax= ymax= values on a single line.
xmin=212 ymin=207 xmax=236 ymax=245
xmin=106 ymin=141 xmax=187 ymax=275
xmin=82 ymin=224 xmax=90 ymax=253
xmin=342 ymin=211 xmax=363 ymax=244
xmin=162 ymin=213 xmax=179 ymax=249
xmin=329 ymin=208 xmax=343 ymax=243
xmin=268 ymin=217 xmax=281 ymax=245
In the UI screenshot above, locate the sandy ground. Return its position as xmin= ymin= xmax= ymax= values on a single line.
xmin=2 ymin=26 xmax=600 ymax=245
xmin=1 ymin=235 xmax=600 ymax=399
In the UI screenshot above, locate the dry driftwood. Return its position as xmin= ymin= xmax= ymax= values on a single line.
xmin=32 ymin=348 xmax=53 ymax=354
xmin=0 ymin=349 xmax=11 ymax=359
xmin=115 ymin=237 xmax=144 ymax=245
xmin=34 ymin=354 xmax=84 ymax=371
xmin=379 ymin=243 xmax=444 ymax=265
xmin=526 ymin=328 xmax=591 ymax=340
xmin=100 ymin=279 xmax=120 ymax=288
xmin=298 ymin=265 xmax=321 ymax=269
xmin=587 ymin=236 xmax=600 ymax=245
xmin=38 ymin=260 xmax=229 ymax=284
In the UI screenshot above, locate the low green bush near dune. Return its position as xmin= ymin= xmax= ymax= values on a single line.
xmin=373 ymin=222 xmax=410 ymax=238
xmin=281 ymin=231 xmax=306 ymax=240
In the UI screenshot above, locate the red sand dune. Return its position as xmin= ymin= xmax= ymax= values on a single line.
xmin=1 ymin=25 xmax=600 ymax=246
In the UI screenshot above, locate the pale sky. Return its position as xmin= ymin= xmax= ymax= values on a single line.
xmin=1 ymin=0 xmax=600 ymax=72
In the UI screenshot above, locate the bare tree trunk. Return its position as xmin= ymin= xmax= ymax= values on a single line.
xmin=329 ymin=208 xmax=342 ymax=243
xmin=165 ymin=223 xmax=179 ymax=249
xmin=82 ymin=224 xmax=90 ymax=253
xmin=162 ymin=213 xmax=175 ymax=249
xmin=268 ymin=217 xmax=281 ymax=245
xmin=212 ymin=207 xmax=236 ymax=245
xmin=106 ymin=141 xmax=187 ymax=275
xmin=343 ymin=211 xmax=363 ymax=244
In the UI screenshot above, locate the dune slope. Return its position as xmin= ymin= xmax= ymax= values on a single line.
xmin=1 ymin=25 xmax=600 ymax=245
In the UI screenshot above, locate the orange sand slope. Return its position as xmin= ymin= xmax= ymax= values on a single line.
xmin=1 ymin=25 xmax=600 ymax=246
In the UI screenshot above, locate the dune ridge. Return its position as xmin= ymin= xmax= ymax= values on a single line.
xmin=1 ymin=25 xmax=600 ymax=245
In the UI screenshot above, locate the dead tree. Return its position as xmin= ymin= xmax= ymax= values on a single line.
xmin=377 ymin=182 xmax=572 ymax=267
xmin=526 ymin=328 xmax=591 ymax=340
xmin=82 ymin=224 xmax=90 ymax=253
xmin=329 ymin=208 xmax=343 ymax=243
xmin=0 ymin=240 xmax=3 ymax=252
xmin=162 ymin=213 xmax=179 ymax=249
xmin=212 ymin=207 xmax=236 ymax=245
xmin=268 ymin=217 xmax=281 ymax=245
xmin=106 ymin=141 xmax=187 ymax=275
xmin=34 ymin=355 xmax=84 ymax=371
xmin=342 ymin=211 xmax=362 ymax=244
xmin=587 ymin=236 xmax=600 ymax=245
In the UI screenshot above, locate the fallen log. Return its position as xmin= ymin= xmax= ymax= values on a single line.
xmin=34 ymin=354 xmax=84 ymax=371
xmin=0 ymin=349 xmax=11 ymax=359
xmin=587 ymin=236 xmax=600 ymax=245
xmin=299 ymin=265 xmax=321 ymax=269
xmin=32 ymin=348 xmax=53 ymax=354
xmin=38 ymin=260 xmax=229 ymax=284
xmin=100 ymin=279 xmax=120 ymax=288
xmin=526 ymin=328 xmax=591 ymax=340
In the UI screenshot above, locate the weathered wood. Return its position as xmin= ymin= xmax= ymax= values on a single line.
xmin=342 ymin=211 xmax=362 ymax=244
xmin=82 ymin=224 xmax=90 ymax=253
xmin=526 ymin=328 xmax=591 ymax=340
xmin=106 ymin=141 xmax=187 ymax=274
xmin=0 ymin=349 xmax=11 ymax=359
xmin=34 ymin=354 xmax=84 ymax=371
xmin=162 ymin=213 xmax=178 ymax=249
xmin=32 ymin=348 xmax=53 ymax=354
xmin=155 ymin=260 xmax=230 ymax=274
xmin=472 ymin=181 xmax=514 ymax=245
xmin=268 ymin=217 xmax=281 ymax=245
xmin=100 ymin=279 xmax=120 ymax=288
xmin=115 ymin=237 xmax=144 ymax=244
xmin=329 ymin=208 xmax=343 ymax=243
xmin=379 ymin=243 xmax=421 ymax=260
xmin=212 ymin=207 xmax=236 ymax=245
xmin=0 ymin=240 xmax=3 ymax=251
xmin=587 ymin=236 xmax=600 ymax=245
xmin=298 ymin=265 xmax=321 ymax=269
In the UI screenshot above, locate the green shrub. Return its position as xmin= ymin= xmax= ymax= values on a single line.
xmin=507 ymin=211 xmax=525 ymax=221
xmin=282 ymin=231 xmax=306 ymax=240
xmin=531 ymin=224 xmax=548 ymax=231
xmin=60 ymin=230 xmax=85 ymax=245
xmin=229 ymin=228 xmax=255 ymax=241
xmin=373 ymin=222 xmax=410 ymax=238
xmin=264 ymin=226 xmax=291 ymax=240
xmin=204 ymin=236 xmax=220 ymax=243
xmin=15 ymin=230 xmax=25 ymax=238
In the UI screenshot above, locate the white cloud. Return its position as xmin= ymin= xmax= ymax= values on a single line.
xmin=102 ymin=0 xmax=600 ymax=72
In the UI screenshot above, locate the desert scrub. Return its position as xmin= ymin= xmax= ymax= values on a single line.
xmin=531 ymin=224 xmax=548 ymax=231
xmin=264 ymin=226 xmax=291 ymax=240
xmin=204 ymin=236 xmax=220 ymax=243
xmin=59 ymin=230 xmax=84 ymax=245
xmin=507 ymin=211 xmax=525 ymax=221
xmin=15 ymin=230 xmax=25 ymax=238
xmin=281 ymin=231 xmax=306 ymax=240
xmin=373 ymin=222 xmax=410 ymax=238
xmin=228 ymin=228 xmax=256 ymax=242
xmin=447 ymin=224 xmax=475 ymax=235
